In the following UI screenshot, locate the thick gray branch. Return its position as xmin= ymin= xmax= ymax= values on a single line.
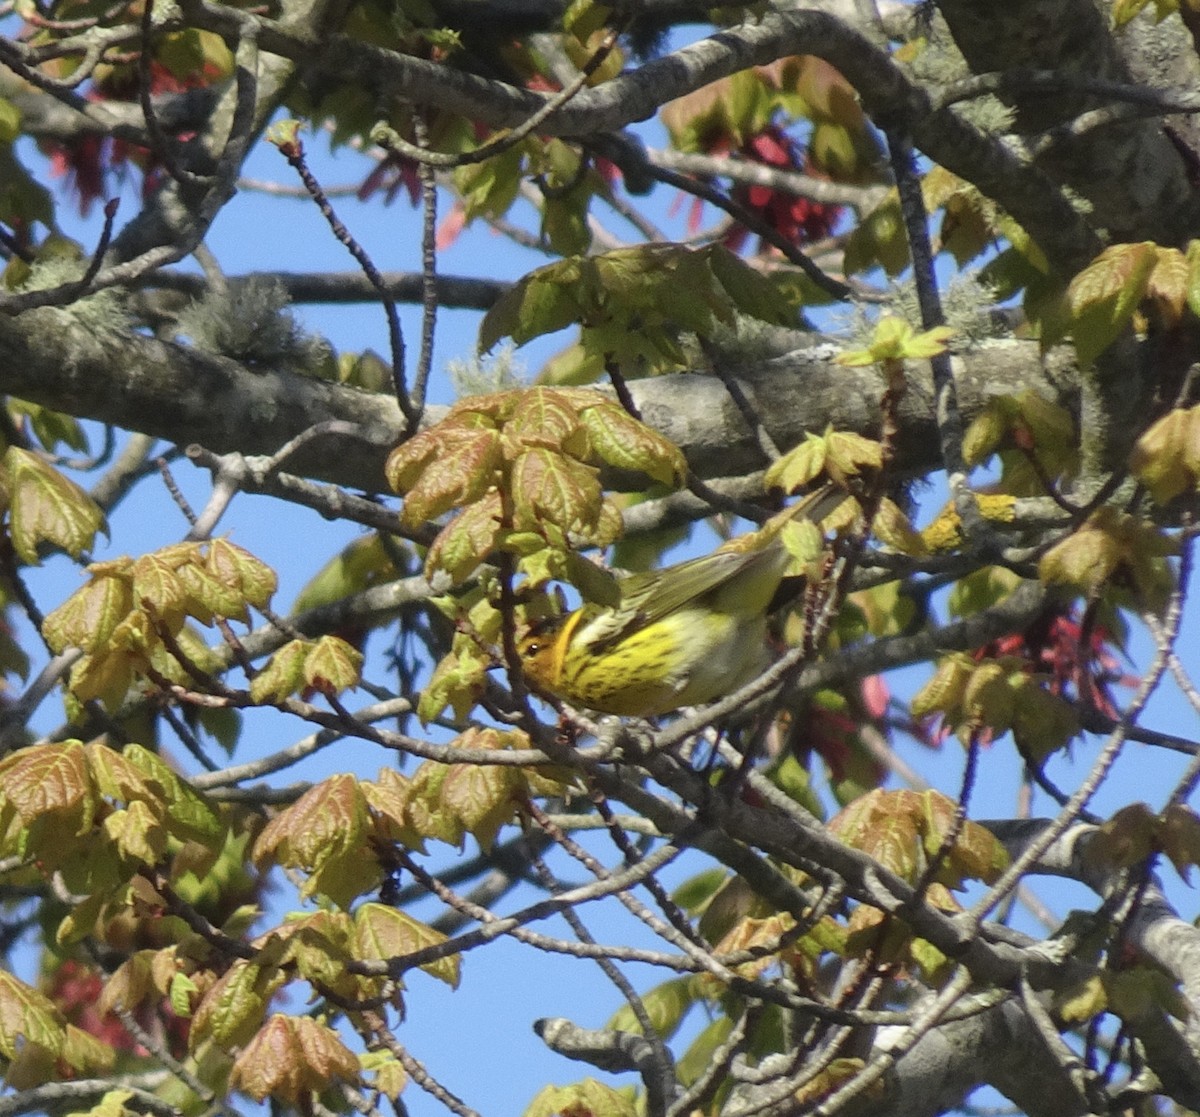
xmin=142 ymin=268 xmax=508 ymax=310
xmin=988 ymin=818 xmax=1200 ymax=1107
xmin=937 ymin=0 xmax=1200 ymax=245
xmin=853 ymin=999 xmax=1092 ymax=1117
xmin=0 ymin=307 xmax=1079 ymax=494
xmin=0 ymin=307 xmax=401 ymax=492
xmin=182 ymin=2 xmax=1102 ymax=274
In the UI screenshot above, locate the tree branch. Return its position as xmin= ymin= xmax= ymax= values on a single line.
xmin=180 ymin=3 xmax=1102 ymax=274
xmin=0 ymin=304 xmax=1081 ymax=494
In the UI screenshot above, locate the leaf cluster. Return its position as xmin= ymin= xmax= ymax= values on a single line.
xmin=253 ymin=728 xmax=561 ymax=906
xmin=660 ymin=56 xmax=878 ymax=181
xmin=1039 ymin=507 xmax=1175 ymax=610
xmin=387 ymin=386 xmax=686 ymax=586
xmin=0 ymin=740 xmax=225 ymax=948
xmin=962 ymin=390 xmax=1079 ymax=493
xmin=0 ymin=969 xmax=114 ymax=1089
xmin=829 ymin=788 xmax=1008 ymax=978
xmin=1063 ymin=240 xmax=1200 ymax=367
xmin=251 ymin=636 xmax=363 ymax=703
xmin=479 ymin=244 xmax=798 ymax=381
xmin=42 ymin=539 xmax=277 ymax=711
xmin=913 ymin=653 xmax=1079 ymax=758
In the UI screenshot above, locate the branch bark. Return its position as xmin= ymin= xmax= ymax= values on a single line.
xmin=180 ymin=1 xmax=1103 ymax=274
xmin=937 ymin=0 xmax=1200 ymax=245
xmin=0 ymin=306 xmax=1080 ymax=493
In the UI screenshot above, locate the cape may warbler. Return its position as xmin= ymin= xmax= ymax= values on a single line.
xmin=518 ymin=483 xmax=846 ymax=716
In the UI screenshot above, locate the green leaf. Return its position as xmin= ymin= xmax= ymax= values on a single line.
xmin=0 ymin=99 xmax=20 ymax=144
xmin=946 ymin=566 xmax=1021 ymax=617
xmin=1038 ymin=507 xmax=1175 ymax=604
xmin=707 ymin=244 xmax=794 ymax=324
xmin=197 ymin=705 xmax=243 ymax=754
xmin=0 ymin=144 xmax=54 ymax=230
xmin=836 ymin=316 xmax=952 ymax=366
xmin=1129 ymin=405 xmax=1200 ymax=504
xmin=455 ymin=143 xmax=524 ymax=224
xmin=253 ymin=774 xmax=368 ymax=875
xmin=66 ymin=648 xmax=137 ymax=711
xmin=0 ymin=740 xmax=96 ymax=839
xmin=167 ymin=973 xmax=197 ymax=1022
xmin=192 ymin=960 xmax=281 ymax=1048
xmin=1111 ymin=0 xmax=1152 ymax=27
xmin=43 ymin=570 xmax=133 ymax=654
xmin=292 ymin=533 xmax=400 ymax=613
xmin=102 ymin=800 xmax=167 ymax=864
xmin=578 ymin=399 xmax=687 ymax=487
xmin=676 ymin=1017 xmax=734 ymax=1087
xmin=390 ymin=424 xmax=502 ymax=527
xmin=207 ymin=540 xmax=277 ymax=612
xmin=1066 ymin=242 xmax=1156 ymax=368
xmin=526 ymin=1078 xmax=638 ymax=1117
xmin=769 ymin=751 xmax=825 ymax=818
xmin=669 ymin=867 xmax=727 ymax=916
xmin=542 ymin=192 xmax=592 ymax=257
xmin=83 ymin=741 xmax=152 ymax=804
xmin=176 ymin=561 xmax=246 ymax=624
xmin=122 ymin=745 xmax=225 ymax=845
xmin=843 ymin=193 xmax=908 ymax=277
xmin=131 ymin=555 xmax=189 ymax=631
xmin=0 ymin=971 xmax=67 ymax=1060
xmin=251 ymin=639 xmax=311 ymax=703
xmin=425 ymin=493 xmax=504 ymax=584
xmin=829 ymin=788 xmax=923 ymax=883
xmin=607 ymin=975 xmax=695 ymax=1037
xmin=402 ymin=761 xmax=466 ymax=846
xmin=1011 ymin=683 xmax=1080 ymax=760
xmin=765 ymin=432 xmax=825 ymax=492
xmin=501 ymin=387 xmax=589 ymax=459
xmin=7 ymin=400 xmax=88 ymax=453
xmin=356 ymin=903 xmax=461 ymax=987
xmin=417 ymin=644 xmax=489 ymax=724
xmin=478 ymin=260 xmax=585 ymax=353
xmin=440 ymin=762 xmax=523 ymax=851
xmin=302 ymin=635 xmax=363 ymax=696
xmin=4 ymin=447 xmax=106 ymax=564
xmin=510 ymin=447 xmax=603 ymax=536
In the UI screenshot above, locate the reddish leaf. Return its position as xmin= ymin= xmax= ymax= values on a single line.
xmin=230 ymin=1014 xmax=359 ymax=1103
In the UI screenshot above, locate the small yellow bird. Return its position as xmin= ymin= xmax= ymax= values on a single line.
xmin=518 ymin=484 xmax=847 ymax=716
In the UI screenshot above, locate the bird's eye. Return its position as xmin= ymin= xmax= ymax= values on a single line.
xmin=522 ymin=641 xmax=541 ymax=658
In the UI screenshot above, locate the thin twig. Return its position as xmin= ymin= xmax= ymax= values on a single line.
xmin=190 ymin=697 xmax=412 ymax=789
xmin=702 ymin=337 xmax=782 ymax=462
xmin=411 ymin=111 xmax=438 ymax=419
xmin=275 ymin=132 xmax=414 ymax=429
xmin=138 ymin=0 xmax=198 ymax=188
xmin=525 ymin=839 xmax=678 ymax=1112
xmin=883 ymin=127 xmax=972 ymax=524
xmin=362 ymin=1011 xmax=482 ymax=1117
xmin=157 ymin=455 xmax=198 ymax=525
xmin=624 ymin=155 xmax=851 ymax=301
xmin=370 ymin=23 xmax=624 ymax=171
xmin=158 ymin=702 xmax=221 ymax=772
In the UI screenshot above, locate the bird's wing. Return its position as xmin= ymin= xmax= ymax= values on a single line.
xmin=576 ymin=484 xmax=846 ymax=653
xmin=579 ymin=547 xmax=772 ymax=653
